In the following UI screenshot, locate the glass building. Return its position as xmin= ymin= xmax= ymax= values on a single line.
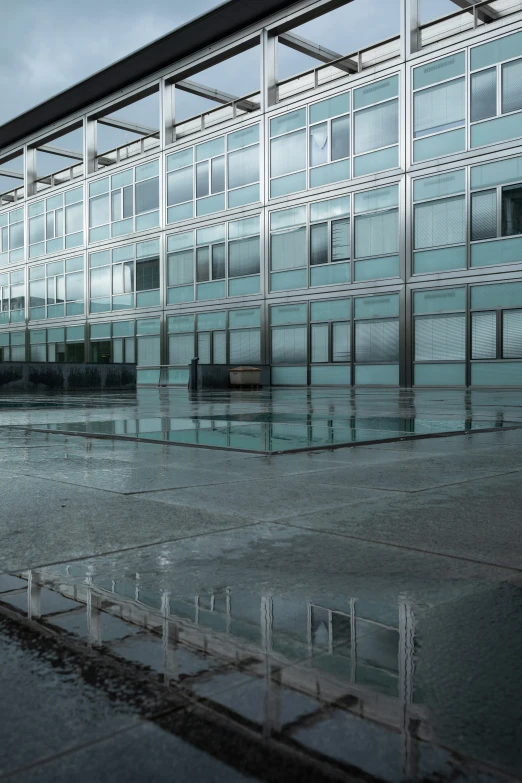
xmin=1 ymin=0 xmax=522 ymax=387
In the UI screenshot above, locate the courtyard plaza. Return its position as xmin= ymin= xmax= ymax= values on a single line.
xmin=1 ymin=387 xmax=522 ymax=782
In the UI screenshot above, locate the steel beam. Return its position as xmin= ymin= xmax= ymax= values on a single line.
xmin=0 ymin=168 xmax=23 ymax=180
xmin=449 ymin=0 xmax=498 ymax=22
xmin=38 ymin=144 xmax=83 ymax=161
xmin=175 ymin=79 xmax=259 ymax=111
xmin=278 ymin=31 xmax=358 ymax=73
xmin=97 ymin=116 xmax=159 ymax=137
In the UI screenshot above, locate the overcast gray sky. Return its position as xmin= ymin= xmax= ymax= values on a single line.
xmin=0 ymin=0 xmax=456 ymax=127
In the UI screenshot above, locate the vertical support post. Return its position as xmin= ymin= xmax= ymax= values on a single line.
xmin=260 ymin=29 xmax=278 ymax=111
xmin=84 ymin=116 xmax=97 ymax=175
xmin=401 ymin=0 xmax=420 ymax=60
xmin=24 ymin=145 xmax=36 ymax=198
xmin=162 ymin=77 xmax=175 ymax=147
xmin=27 ymin=571 xmax=41 ymax=619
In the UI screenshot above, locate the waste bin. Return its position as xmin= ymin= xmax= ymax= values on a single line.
xmin=229 ymin=366 xmax=262 ymax=388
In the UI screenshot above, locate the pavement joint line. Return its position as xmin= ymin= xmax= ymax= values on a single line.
xmin=0 ymin=521 xmax=266 ymax=575
xmin=267 ymin=519 xmax=522 ymax=574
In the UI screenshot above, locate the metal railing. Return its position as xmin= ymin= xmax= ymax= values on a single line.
xmin=173 ymin=91 xmax=261 ymax=141
xmin=34 ymin=162 xmax=84 ymax=195
xmin=95 ymin=131 xmax=160 ymax=170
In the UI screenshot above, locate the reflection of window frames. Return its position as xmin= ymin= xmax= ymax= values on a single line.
xmin=28 ymin=256 xmax=84 ymax=321
xmin=0 ymin=330 xmax=25 ymax=362
xmin=88 ymin=161 xmax=160 ymax=243
xmin=166 ymin=125 xmax=260 ymax=223
xmin=167 ymin=216 xmax=260 ymax=303
xmin=35 ymin=325 xmax=85 ymax=363
xmin=90 ymin=320 xmax=136 ymax=364
xmin=310 ymin=218 xmax=350 ymax=267
xmin=89 ymin=239 xmax=160 ymax=313
xmin=0 ymin=268 xmax=25 ymax=324
xmin=28 ymin=187 xmax=83 ymax=259
xmin=0 ymin=207 xmax=24 ymax=266
xmin=471 ymin=182 xmax=522 ymax=242
xmin=471 ymin=56 xmax=522 ymax=125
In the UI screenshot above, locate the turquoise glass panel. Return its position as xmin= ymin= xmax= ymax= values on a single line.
xmin=414 ymin=170 xmax=465 ymax=201
xmin=229 ymin=308 xmax=260 ymax=328
xmin=413 ymin=129 xmax=465 ymax=162
xmin=135 ymin=160 xmax=159 ymax=181
xmin=471 ymin=281 xmax=522 ymax=310
xmin=311 ymin=298 xmax=350 ymax=321
xmin=111 ymin=169 xmax=133 ymax=189
xmin=198 ymin=311 xmax=227 ymax=330
xmin=355 ymin=364 xmax=399 ymax=385
xmin=196 ymin=194 xmax=225 ymax=216
xmin=311 ymin=263 xmax=350 ymax=287
xmin=137 ymin=318 xmax=160 ymax=335
xmin=271 ymin=206 xmax=306 ymax=231
xmin=65 ymin=187 xmax=82 ymax=205
xmin=471 ymin=155 xmax=522 ymax=189
xmin=196 ymin=137 xmax=225 ymax=161
xmin=228 ymin=184 xmax=259 ymax=208
xmin=270 ymin=109 xmax=306 ymax=137
xmin=167 ymin=149 xmax=193 ymax=171
xmin=28 ymin=201 xmax=44 ymax=217
xmin=310 ymin=159 xmax=350 ymax=188
xmin=311 ymin=365 xmax=351 ymax=385
xmin=9 ymin=248 xmax=24 ymax=263
xmin=353 ymin=146 xmax=398 ymax=177
xmin=270 ymin=269 xmax=307 ymax=291
xmin=91 ymin=323 xmax=111 ymax=339
xmin=168 ymin=315 xmax=194 ymax=333
xmin=47 ymin=304 xmax=64 ymax=319
xmin=167 ymin=285 xmax=194 ymax=304
xmin=355 ymin=295 xmax=399 ymax=319
xmin=271 ymin=366 xmax=307 ymax=385
xmin=413 ymin=53 xmax=465 ymax=90
xmin=167 ymin=203 xmax=193 ymax=223
xmin=471 ymin=112 xmax=522 ymax=148
xmin=66 ymin=303 xmax=84 ymax=316
xmin=29 ymin=329 xmax=46 ymax=343
xmin=270 ymin=171 xmax=306 ymax=198
xmin=354 ymin=256 xmax=399 ymax=281
xmin=0 ymin=332 xmax=8 ymax=345
xmin=355 ymin=185 xmax=398 ymax=214
xmin=137 ymin=369 xmax=161 ymax=384
xmin=29 ymin=307 xmax=45 ymax=320
xmin=0 ymin=312 xmax=9 ymax=324
xmin=354 ymin=76 xmax=399 ymax=110
xmin=414 ymin=287 xmax=466 ymax=314
xmin=228 ymin=275 xmax=260 ymax=296
xmin=196 ymin=223 xmax=225 ymax=244
xmin=471 ymin=30 xmax=522 ymax=71
xmin=10 ymin=310 xmax=24 ymax=323
xmin=471 ymin=236 xmax=522 ymax=268
xmin=311 ymin=196 xmax=350 ymax=222
xmin=271 ymin=303 xmax=307 ymax=325
xmin=10 ymin=331 xmax=25 ymax=344
xmin=414 ymin=246 xmax=466 ymax=274
xmin=89 ymin=178 xmax=109 ymax=197
xmin=29 ymin=243 xmax=45 ymax=258
xmin=196 ymin=280 xmax=226 ymax=300
xmin=89 ymin=225 xmax=110 ymax=243
xmin=228 ymin=124 xmax=259 ymax=151
xmin=472 ymin=362 xmax=522 ymax=386
xmin=167 ymin=368 xmax=189 ymax=385
xmin=136 ymin=290 xmax=160 ymax=308
xmin=65 ymin=232 xmax=83 ymax=249
xmin=111 ymin=218 xmax=133 ymax=237
xmin=90 ymin=298 xmax=111 ymax=313
xmin=310 ymin=93 xmax=350 ymax=123
xmin=90 ymin=250 xmax=110 ymax=267
xmin=113 ymin=321 xmax=134 ymax=337
xmin=46 ymin=238 xmax=63 ymax=255
xmin=414 ymin=363 xmax=466 ymax=386
xmin=66 ymin=326 xmax=83 ymax=341
xmin=136 ymin=211 xmax=159 ymax=232
xmin=167 ymin=231 xmax=193 ymax=251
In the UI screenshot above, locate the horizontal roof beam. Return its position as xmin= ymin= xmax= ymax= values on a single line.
xmin=97 ymin=116 xmax=160 ymax=137
xmin=0 ymin=168 xmax=24 ymax=180
xmin=176 ymin=79 xmax=259 ymax=111
xmin=38 ymin=144 xmax=83 ymax=161
xmin=449 ymin=0 xmax=498 ymax=22
xmin=279 ymin=31 xmax=358 ymax=73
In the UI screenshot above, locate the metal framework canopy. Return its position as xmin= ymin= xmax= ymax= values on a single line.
xmin=0 ymin=0 xmax=353 ymax=151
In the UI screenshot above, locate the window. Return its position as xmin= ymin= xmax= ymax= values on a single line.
xmin=471 ymin=168 xmax=522 ymax=245
xmin=136 ymin=317 xmax=161 ymax=366
xmin=415 ymin=315 xmax=465 ymax=361
xmin=28 ymin=187 xmax=83 ymax=259
xmin=45 ymin=325 xmax=85 ymax=363
xmin=413 ymin=288 xmax=466 ymax=385
xmin=353 ymin=76 xmax=399 ymax=175
xmin=502 ymin=185 xmax=522 ymax=236
xmin=0 ymin=269 xmax=25 ymax=324
xmin=270 ymin=206 xmax=307 ymax=292
xmin=471 ymin=190 xmax=497 ymax=241
xmin=168 ymin=315 xmax=195 ymax=366
xmin=88 ymin=161 xmax=159 ymax=242
xmin=229 ymin=308 xmax=261 ymax=365
xmin=0 ymin=330 xmax=25 ymax=362
xmin=0 ymin=207 xmax=24 ymax=266
xmin=354 ymin=294 xmax=400 ymax=366
xmin=197 ymin=310 xmax=227 ymax=364
xmin=89 ymin=239 xmax=160 ymax=313
xmin=354 ymin=186 xmax=399 ymax=281
xmin=90 ymin=320 xmax=135 ymax=364
xmin=471 ymin=282 xmax=522 ymax=361
xmin=168 ymin=307 xmax=260 ymax=367
xmin=270 ymin=110 xmax=307 ymax=198
xmin=271 ymin=303 xmax=307 ymax=365
xmin=310 ymin=299 xmax=350 ymax=364
xmin=29 ymin=256 xmax=84 ymax=320
xmin=412 ymin=53 xmax=466 ymax=163
xmin=412 ymin=170 xmax=466 ymax=274
xmin=167 ymin=125 xmax=260 ymax=223
xmin=309 ymin=92 xmax=350 ymax=186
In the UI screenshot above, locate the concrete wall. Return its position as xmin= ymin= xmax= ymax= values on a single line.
xmin=196 ymin=364 xmax=270 ymax=389
xmin=0 ymin=362 xmax=136 ymax=390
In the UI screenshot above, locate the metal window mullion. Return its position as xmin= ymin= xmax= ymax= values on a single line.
xmin=497 ymin=63 xmax=502 ymax=117
xmin=497 ymin=185 xmax=502 ymax=237
xmin=498 ymin=308 xmax=503 ymax=360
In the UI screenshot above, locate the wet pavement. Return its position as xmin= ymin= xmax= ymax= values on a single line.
xmin=1 ymin=388 xmax=522 ymax=781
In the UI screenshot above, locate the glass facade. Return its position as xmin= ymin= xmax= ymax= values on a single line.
xmin=2 ymin=7 xmax=522 ymax=386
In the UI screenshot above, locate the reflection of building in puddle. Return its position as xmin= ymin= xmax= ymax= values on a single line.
xmin=0 ymin=568 xmax=502 ymax=783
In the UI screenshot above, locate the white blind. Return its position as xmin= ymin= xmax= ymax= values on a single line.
xmin=415 ymin=315 xmax=465 ymax=361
